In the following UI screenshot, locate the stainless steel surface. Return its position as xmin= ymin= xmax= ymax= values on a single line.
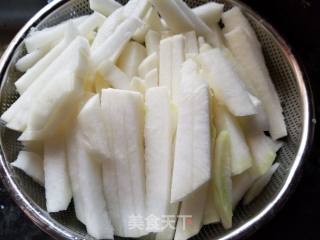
xmin=0 ymin=0 xmax=314 ymax=239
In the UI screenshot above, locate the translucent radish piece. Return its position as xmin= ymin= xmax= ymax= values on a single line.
xmin=44 ymin=135 xmax=72 ymax=212
xmin=174 ymin=184 xmax=207 ymax=240
xmin=2 ymin=36 xmax=89 ymax=132
xmin=151 ymin=0 xmax=223 ymax=47
xmin=247 ymin=131 xmax=276 ymax=178
xmin=145 ymin=87 xmax=175 ymax=231
xmin=198 ymin=36 xmax=205 ymax=47
xmin=89 ymin=0 xmax=121 ymax=16
xmin=183 ymin=31 xmax=198 ymax=58
xmin=91 ymin=8 xmax=125 ymax=50
xmin=145 ymin=30 xmax=161 ymax=55
xmin=101 ymin=89 xmax=147 ymax=238
xmin=199 ymin=43 xmax=212 ymax=53
xmin=203 ymin=183 xmax=220 ymax=225
xmin=77 ymin=94 xmax=110 ymax=161
xmin=117 ymin=41 xmax=147 ymax=78
xmin=130 ymin=76 xmax=146 ymax=94
xmin=231 ymin=170 xmax=253 ymax=208
xmin=222 ymin=7 xmax=260 ymax=46
xmin=91 ymin=17 xmax=142 ymax=67
xmin=97 ymin=59 xmax=131 ymax=90
xmin=15 ymin=48 xmax=48 ymax=72
xmin=198 ymin=48 xmax=256 ymax=116
xmin=244 ymin=163 xmax=280 ymax=204
xmin=247 ymin=93 xmax=269 ymax=131
xmin=214 ymin=104 xmax=252 ymax=175
xmin=138 ymin=52 xmax=158 ymax=78
xmin=15 ymin=22 xmax=79 ymax=94
xmin=77 ymin=12 xmax=106 ymax=36
xmin=225 ymin=27 xmax=286 ymax=139
xmin=66 ymin=126 xmax=114 ymax=239
xmin=212 ymin=131 xmax=233 ymax=229
xmin=24 ymin=15 xmax=87 ymax=53
xmin=192 ymin=2 xmax=224 ymax=26
xmin=11 ymin=151 xmax=44 ymax=185
xmin=145 ymin=68 xmax=159 ymax=88
xmin=171 ymin=59 xmax=211 ymax=203
xmin=94 ymin=75 xmax=111 ymax=92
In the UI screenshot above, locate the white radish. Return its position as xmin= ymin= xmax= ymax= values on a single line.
xmin=44 ymin=135 xmax=72 ymax=212
xmin=24 ymin=15 xmax=86 ymax=53
xmin=89 ymin=0 xmax=122 ymax=16
xmin=183 ymin=31 xmax=198 ymax=58
xmin=132 ymin=7 xmax=162 ymax=43
xmin=155 ymin=203 xmax=180 ymax=240
xmin=246 ymin=131 xmax=276 ymax=178
xmin=77 ymin=94 xmax=110 ymax=161
xmin=174 ymin=184 xmax=207 ymax=240
xmin=145 ymin=30 xmax=161 ymax=55
xmin=11 ymin=151 xmax=44 ymax=185
xmin=66 ymin=125 xmax=114 ymax=239
xmin=15 ymin=48 xmax=48 ymax=72
xmin=145 ymin=68 xmax=159 ymax=88
xmin=101 ymin=89 xmax=147 ymax=238
xmin=130 ymin=76 xmax=146 ymax=94
xmin=77 ymin=12 xmax=106 ymax=36
xmin=91 ymin=7 xmax=125 ymax=50
xmin=14 ymin=22 xmax=79 ymax=94
xmin=159 ymin=35 xmax=185 ymax=101
xmin=243 ymin=163 xmax=280 ymax=204
xmin=117 ymin=41 xmax=147 ymax=78
xmin=212 ymin=131 xmax=233 ymax=229
xmin=91 ymin=17 xmax=142 ymax=66
xmin=171 ymin=59 xmax=211 ymax=203
xmin=214 ymin=103 xmax=252 ymax=175
xmin=192 ymin=2 xmax=224 ymax=26
xmin=197 ymin=48 xmax=256 ymax=116
xmin=97 ymin=59 xmax=132 ymax=90
xmin=145 ymin=87 xmax=175 ymax=231
xmin=222 ymin=7 xmax=260 ymax=46
xmin=18 ymin=70 xmax=87 ymax=141
xmin=225 ymin=27 xmax=286 ymax=139
xmin=2 ymin=36 xmax=89 ymax=132
xmin=203 ymin=183 xmax=220 ymax=225
xmin=138 ymin=52 xmax=158 ymax=78
xmin=232 ymin=170 xmax=254 ymax=208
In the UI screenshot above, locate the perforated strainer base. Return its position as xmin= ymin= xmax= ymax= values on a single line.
xmin=0 ymin=0 xmax=313 ymax=240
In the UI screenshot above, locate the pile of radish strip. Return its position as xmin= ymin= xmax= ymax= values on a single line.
xmin=4 ymin=0 xmax=286 ymax=239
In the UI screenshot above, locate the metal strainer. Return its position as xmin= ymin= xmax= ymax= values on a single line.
xmin=0 ymin=0 xmax=314 ymax=239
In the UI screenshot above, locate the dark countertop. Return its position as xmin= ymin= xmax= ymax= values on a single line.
xmin=0 ymin=0 xmax=320 ymax=239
